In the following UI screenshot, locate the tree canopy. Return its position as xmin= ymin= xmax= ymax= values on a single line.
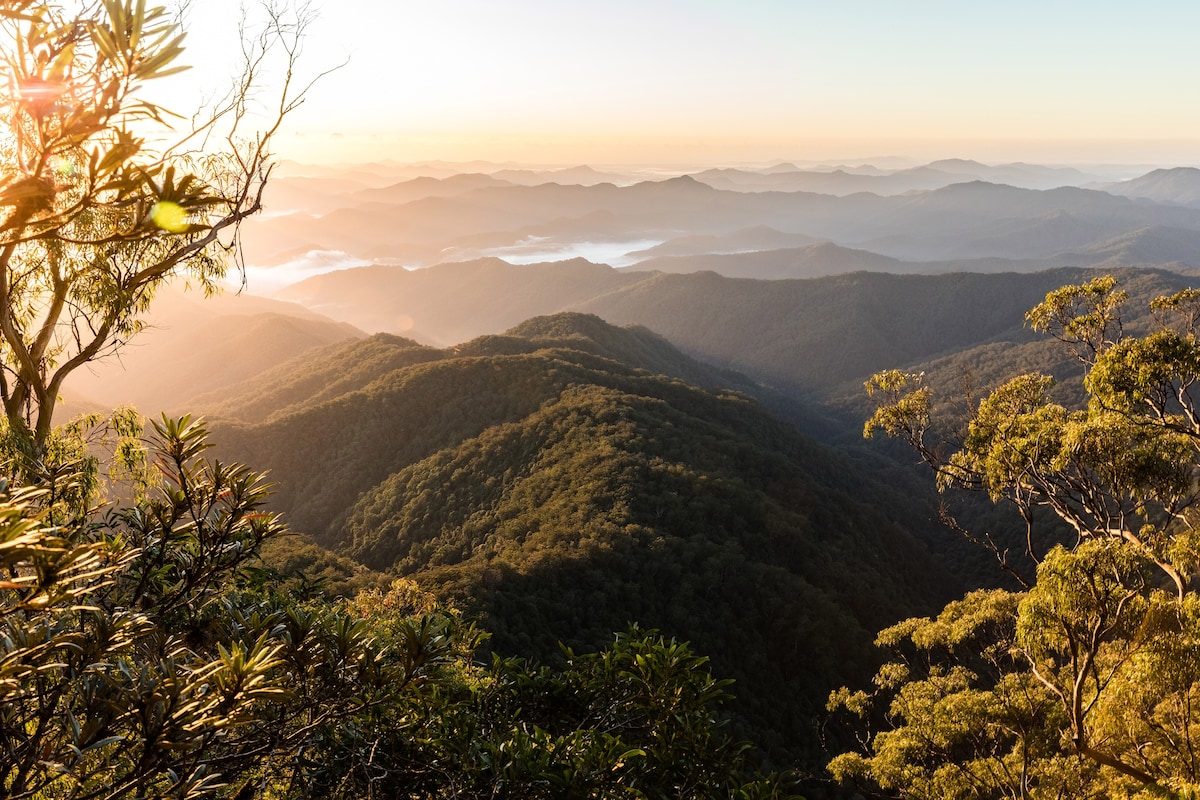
xmin=0 ymin=0 xmax=308 ymax=449
xmin=834 ymin=276 xmax=1200 ymax=798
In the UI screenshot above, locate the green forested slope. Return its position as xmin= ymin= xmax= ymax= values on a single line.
xmin=210 ymin=313 xmax=960 ymax=769
xmin=211 ymin=316 xmax=776 ymax=533
xmin=330 ymin=378 xmax=953 ymax=760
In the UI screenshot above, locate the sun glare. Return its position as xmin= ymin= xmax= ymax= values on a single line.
xmin=149 ymin=201 xmax=189 ymax=233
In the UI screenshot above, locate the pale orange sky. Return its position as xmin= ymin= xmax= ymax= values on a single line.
xmin=172 ymin=1 xmax=1200 ymax=167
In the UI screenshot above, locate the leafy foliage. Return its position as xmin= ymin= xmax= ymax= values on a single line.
xmin=827 ymin=586 xmax=1100 ymax=799
xmin=835 ymin=276 xmax=1200 ymax=798
xmin=0 ymin=415 xmax=299 ymax=798
xmin=0 ymin=0 xmax=310 ymax=448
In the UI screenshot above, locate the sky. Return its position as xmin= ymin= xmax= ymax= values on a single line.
xmin=168 ymin=0 xmax=1200 ymax=167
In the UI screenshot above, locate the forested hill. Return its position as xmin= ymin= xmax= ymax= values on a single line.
xmin=572 ymin=266 xmax=1102 ymax=396
xmin=210 ymin=312 xmax=961 ymax=766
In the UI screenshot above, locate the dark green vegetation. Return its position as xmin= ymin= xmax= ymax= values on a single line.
xmin=0 ymin=417 xmax=796 ymax=799
xmin=209 ymin=313 xmax=963 ymax=775
xmin=829 ymin=277 xmax=1200 ymax=798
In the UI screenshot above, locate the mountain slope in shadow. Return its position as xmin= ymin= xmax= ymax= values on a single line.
xmin=209 ymin=312 xmax=960 ymax=766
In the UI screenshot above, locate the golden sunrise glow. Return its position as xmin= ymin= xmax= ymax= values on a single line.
xmin=167 ymin=0 xmax=1200 ymax=168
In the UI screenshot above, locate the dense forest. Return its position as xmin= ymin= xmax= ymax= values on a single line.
xmin=209 ymin=313 xmax=965 ymax=772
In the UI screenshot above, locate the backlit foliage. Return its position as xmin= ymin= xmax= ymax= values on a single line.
xmin=0 ymin=0 xmax=310 ymax=449
xmin=835 ymin=277 xmax=1200 ymax=797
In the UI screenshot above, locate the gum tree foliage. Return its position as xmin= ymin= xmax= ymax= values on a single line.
xmin=0 ymin=0 xmax=312 ymax=451
xmin=0 ymin=414 xmax=477 ymax=799
xmin=830 ymin=276 xmax=1200 ymax=798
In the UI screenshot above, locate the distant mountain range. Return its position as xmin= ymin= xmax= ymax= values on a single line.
xmin=1099 ymin=167 xmax=1200 ymax=207
xmin=689 ymin=159 xmax=1105 ymax=195
xmin=625 ymin=226 xmax=821 ymax=259
xmin=276 ymin=258 xmax=643 ymax=347
xmin=72 ymin=256 xmax=1200 ymax=425
xmin=267 ymin=259 xmax=1193 ymax=398
xmin=636 ymin=241 xmax=909 ymax=279
xmin=239 ymin=165 xmax=1200 ymax=277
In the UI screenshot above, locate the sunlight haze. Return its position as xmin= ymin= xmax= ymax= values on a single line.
xmin=175 ymin=0 xmax=1200 ymax=166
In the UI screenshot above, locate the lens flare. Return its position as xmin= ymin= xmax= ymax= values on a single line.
xmin=50 ymin=156 xmax=75 ymax=177
xmin=150 ymin=201 xmax=188 ymax=233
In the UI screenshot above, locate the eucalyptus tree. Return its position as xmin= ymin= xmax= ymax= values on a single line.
xmin=0 ymin=0 xmax=312 ymax=452
xmin=831 ymin=276 xmax=1200 ymax=798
